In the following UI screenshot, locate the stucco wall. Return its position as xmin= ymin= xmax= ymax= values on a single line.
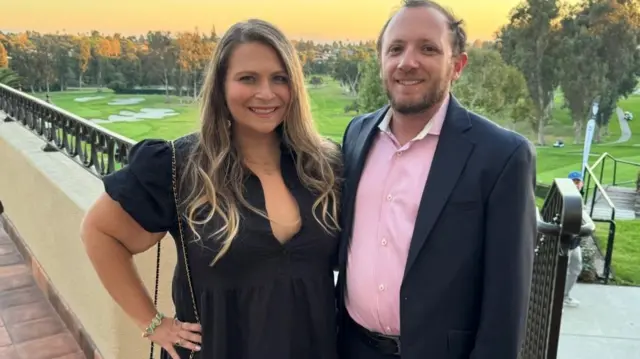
xmin=0 ymin=121 xmax=177 ymax=359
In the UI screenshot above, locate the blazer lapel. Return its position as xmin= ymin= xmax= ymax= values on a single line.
xmin=346 ymin=106 xmax=389 ymax=200
xmin=404 ymin=96 xmax=475 ymax=276
xmin=339 ymin=105 xmax=389 ymax=265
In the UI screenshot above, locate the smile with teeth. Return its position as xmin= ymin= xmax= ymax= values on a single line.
xmin=249 ymin=107 xmax=278 ymax=114
xmin=396 ymin=80 xmax=423 ymax=86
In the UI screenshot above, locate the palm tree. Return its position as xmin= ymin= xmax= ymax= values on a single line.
xmin=0 ymin=68 xmax=20 ymax=88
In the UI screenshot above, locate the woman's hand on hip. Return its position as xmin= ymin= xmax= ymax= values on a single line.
xmin=148 ymin=317 xmax=202 ymax=359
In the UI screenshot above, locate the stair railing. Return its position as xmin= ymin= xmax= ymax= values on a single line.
xmin=582 ymin=157 xmax=617 ymax=283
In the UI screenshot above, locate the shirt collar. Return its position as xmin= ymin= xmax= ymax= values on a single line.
xmin=378 ymin=93 xmax=450 ymax=140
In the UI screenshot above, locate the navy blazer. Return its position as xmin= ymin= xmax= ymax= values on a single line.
xmin=336 ymin=95 xmax=537 ymax=359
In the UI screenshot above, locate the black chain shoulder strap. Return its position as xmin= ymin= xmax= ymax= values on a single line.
xmin=149 ymin=140 xmax=201 ymax=359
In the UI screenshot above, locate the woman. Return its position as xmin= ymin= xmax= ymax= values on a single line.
xmin=81 ymin=19 xmax=342 ymax=359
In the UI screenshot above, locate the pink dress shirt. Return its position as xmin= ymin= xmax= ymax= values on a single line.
xmin=345 ymin=95 xmax=450 ymax=335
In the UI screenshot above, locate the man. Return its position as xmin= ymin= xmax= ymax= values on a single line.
xmin=568 ymin=170 xmax=584 ymax=195
xmin=564 ymin=171 xmax=595 ymax=308
xmin=336 ymin=1 xmax=537 ymax=358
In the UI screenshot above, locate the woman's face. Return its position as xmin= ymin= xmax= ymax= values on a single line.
xmin=224 ymin=41 xmax=291 ymax=137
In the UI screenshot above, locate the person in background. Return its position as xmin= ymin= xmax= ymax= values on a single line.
xmin=335 ymin=1 xmax=537 ymax=358
xmin=565 ymin=171 xmax=595 ymax=308
xmin=80 ymin=19 xmax=342 ymax=359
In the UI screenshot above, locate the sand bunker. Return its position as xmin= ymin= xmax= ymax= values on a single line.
xmin=74 ymin=96 xmax=105 ymax=102
xmin=108 ymin=98 xmax=146 ymax=105
xmin=91 ymin=108 xmax=179 ymax=123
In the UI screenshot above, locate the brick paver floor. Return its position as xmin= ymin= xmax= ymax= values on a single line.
xmin=0 ymin=223 xmax=85 ymax=359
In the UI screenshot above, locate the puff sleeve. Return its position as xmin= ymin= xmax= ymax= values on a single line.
xmin=102 ymin=139 xmax=176 ymax=233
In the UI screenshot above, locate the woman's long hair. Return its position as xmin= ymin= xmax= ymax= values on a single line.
xmin=181 ymin=19 xmax=342 ymax=265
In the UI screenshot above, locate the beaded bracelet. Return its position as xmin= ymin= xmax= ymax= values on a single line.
xmin=142 ymin=312 xmax=165 ymax=338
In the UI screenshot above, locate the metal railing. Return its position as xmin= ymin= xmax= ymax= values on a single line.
xmin=519 ymin=178 xmax=585 ymax=359
xmin=0 ymin=85 xmax=591 ymax=359
xmin=589 ymin=152 xmax=640 ymax=188
xmin=582 ymin=153 xmax=630 ymax=284
xmin=0 ymin=84 xmax=135 ymax=177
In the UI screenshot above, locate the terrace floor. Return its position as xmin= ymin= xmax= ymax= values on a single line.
xmin=558 ymin=283 xmax=640 ymax=359
xmin=0 ymin=221 xmax=85 ymax=359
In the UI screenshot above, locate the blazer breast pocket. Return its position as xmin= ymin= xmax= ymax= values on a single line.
xmin=447 ymin=200 xmax=480 ymax=211
xmin=445 ymin=198 xmax=480 ymax=212
xmin=447 ymin=330 xmax=475 ymax=359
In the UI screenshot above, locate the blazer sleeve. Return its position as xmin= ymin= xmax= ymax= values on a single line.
xmin=470 ymin=140 xmax=537 ymax=359
xmin=102 ymin=139 xmax=176 ymax=233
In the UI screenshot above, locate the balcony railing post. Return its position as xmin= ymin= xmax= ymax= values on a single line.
xmin=41 ymin=117 xmax=59 ymax=152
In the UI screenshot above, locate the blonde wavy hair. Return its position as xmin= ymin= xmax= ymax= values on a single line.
xmin=180 ymin=19 xmax=342 ymax=265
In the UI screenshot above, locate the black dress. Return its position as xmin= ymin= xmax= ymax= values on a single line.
xmin=103 ymin=134 xmax=339 ymax=359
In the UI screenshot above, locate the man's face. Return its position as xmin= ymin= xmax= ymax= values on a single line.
xmin=572 ymin=178 xmax=584 ymax=190
xmin=379 ymin=6 xmax=467 ymax=115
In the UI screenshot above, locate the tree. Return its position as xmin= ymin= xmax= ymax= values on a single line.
xmin=332 ymin=47 xmax=371 ymax=96
xmin=0 ymin=68 xmax=19 ymax=87
xmin=175 ymin=30 xmax=212 ymax=100
xmin=356 ymin=56 xmax=387 ymax=113
xmin=591 ymin=0 xmax=640 ymax=140
xmin=7 ymin=33 xmax=39 ymax=92
xmin=92 ymin=35 xmax=121 ymax=89
xmin=497 ymin=0 xmax=563 ymax=145
xmin=453 ymin=47 xmax=534 ymax=129
xmin=0 ymin=43 xmax=7 ymax=68
xmin=75 ymin=36 xmax=91 ymax=88
xmin=309 ymin=76 xmax=324 ymax=87
xmin=147 ymin=31 xmax=176 ymax=101
xmin=557 ymin=1 xmax=608 ymax=143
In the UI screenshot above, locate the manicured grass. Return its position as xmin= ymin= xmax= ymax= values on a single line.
xmin=594 ymin=220 xmax=640 ymax=286
xmin=306 ymin=82 xmax=356 ymax=141
xmin=40 ymin=91 xmax=200 ymax=141
xmin=39 ymin=79 xmax=355 ymax=142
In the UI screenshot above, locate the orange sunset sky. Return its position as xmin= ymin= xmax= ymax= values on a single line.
xmin=3 ymin=0 xmax=559 ymax=42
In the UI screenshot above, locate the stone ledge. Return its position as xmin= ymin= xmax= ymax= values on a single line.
xmin=0 ymin=214 xmax=102 ymax=359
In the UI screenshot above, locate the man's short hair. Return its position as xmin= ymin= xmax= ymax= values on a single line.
xmin=376 ymin=0 xmax=467 ymax=56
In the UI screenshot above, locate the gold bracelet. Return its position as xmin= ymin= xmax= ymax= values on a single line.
xmin=142 ymin=312 xmax=165 ymax=338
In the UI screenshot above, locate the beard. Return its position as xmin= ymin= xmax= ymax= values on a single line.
xmin=386 ymin=69 xmax=452 ymax=115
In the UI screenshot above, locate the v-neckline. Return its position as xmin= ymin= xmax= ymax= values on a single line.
xmin=246 ymin=150 xmax=303 ymax=247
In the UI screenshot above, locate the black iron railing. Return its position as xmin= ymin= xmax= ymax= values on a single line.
xmin=589 ymin=152 xmax=640 ymax=188
xmin=0 ymin=85 xmax=591 ymax=359
xmin=0 ymin=84 xmax=135 ymax=177
xmin=582 ymin=153 xmax=624 ymax=284
xmin=519 ymin=178 xmax=585 ymax=359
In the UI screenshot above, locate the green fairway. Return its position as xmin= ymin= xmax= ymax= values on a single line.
xmin=39 ymin=79 xmax=355 ymax=143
